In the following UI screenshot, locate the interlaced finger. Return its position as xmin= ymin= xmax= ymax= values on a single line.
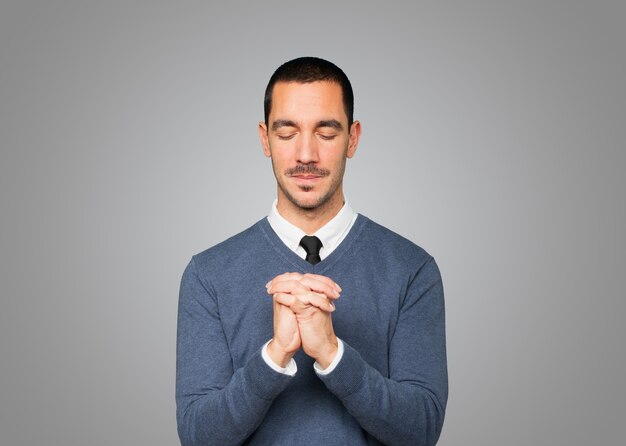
xmin=297 ymin=275 xmax=341 ymax=299
xmin=267 ymin=279 xmax=310 ymax=296
xmin=266 ymin=272 xmax=303 ymax=289
xmin=273 ymin=291 xmax=335 ymax=313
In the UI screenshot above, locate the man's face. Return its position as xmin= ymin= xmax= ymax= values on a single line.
xmin=259 ymin=81 xmax=361 ymax=211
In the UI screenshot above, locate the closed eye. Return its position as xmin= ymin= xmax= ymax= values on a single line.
xmin=277 ymin=133 xmax=296 ymax=140
xmin=318 ymin=134 xmax=337 ymax=140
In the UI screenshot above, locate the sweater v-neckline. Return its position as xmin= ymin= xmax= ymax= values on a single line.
xmin=258 ymin=214 xmax=368 ymax=274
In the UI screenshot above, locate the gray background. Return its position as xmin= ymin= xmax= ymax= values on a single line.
xmin=1 ymin=1 xmax=624 ymax=445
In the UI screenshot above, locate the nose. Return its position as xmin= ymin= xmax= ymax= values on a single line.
xmin=295 ymin=133 xmax=320 ymax=165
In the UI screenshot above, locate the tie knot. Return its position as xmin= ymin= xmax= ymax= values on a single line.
xmin=300 ymin=235 xmax=323 ymax=265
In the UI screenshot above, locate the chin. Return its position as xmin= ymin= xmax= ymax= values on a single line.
xmin=293 ymin=194 xmax=325 ymax=210
xmin=278 ymin=175 xmax=342 ymax=211
xmin=284 ymin=188 xmax=328 ymax=210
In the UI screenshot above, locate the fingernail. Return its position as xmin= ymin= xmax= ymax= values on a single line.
xmin=266 ymin=281 xmax=271 ymax=289
xmin=336 ymin=284 xmax=342 ymax=292
xmin=330 ymin=302 xmax=336 ymax=311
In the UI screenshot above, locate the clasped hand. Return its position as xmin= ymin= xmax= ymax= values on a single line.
xmin=266 ymin=272 xmax=341 ymax=369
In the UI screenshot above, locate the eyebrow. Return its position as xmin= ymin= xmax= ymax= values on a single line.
xmin=318 ymin=120 xmax=343 ymax=131
xmin=271 ymin=119 xmax=344 ymax=131
xmin=271 ymin=120 xmax=297 ymax=131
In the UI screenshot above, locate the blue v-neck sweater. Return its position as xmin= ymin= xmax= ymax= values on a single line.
xmin=176 ymin=215 xmax=447 ymax=446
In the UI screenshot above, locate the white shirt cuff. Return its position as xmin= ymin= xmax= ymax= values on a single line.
xmin=261 ymin=340 xmax=297 ymax=376
xmin=313 ymin=338 xmax=344 ymax=375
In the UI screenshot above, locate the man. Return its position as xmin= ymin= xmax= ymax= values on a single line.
xmin=176 ymin=57 xmax=447 ymax=446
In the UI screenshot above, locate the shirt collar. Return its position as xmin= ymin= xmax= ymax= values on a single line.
xmin=267 ymin=198 xmax=356 ymax=255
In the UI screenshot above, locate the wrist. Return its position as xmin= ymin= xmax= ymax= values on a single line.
xmin=267 ymin=339 xmax=295 ymax=368
xmin=315 ymin=337 xmax=339 ymax=369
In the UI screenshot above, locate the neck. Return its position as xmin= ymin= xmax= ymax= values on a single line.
xmin=276 ymin=190 xmax=345 ymax=235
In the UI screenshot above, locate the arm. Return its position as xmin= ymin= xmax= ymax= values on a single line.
xmin=318 ymin=257 xmax=448 ymax=446
xmin=175 ymin=258 xmax=294 ymax=446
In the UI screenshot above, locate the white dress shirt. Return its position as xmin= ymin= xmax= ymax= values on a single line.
xmin=262 ymin=199 xmax=357 ymax=376
xmin=267 ymin=198 xmax=358 ymax=261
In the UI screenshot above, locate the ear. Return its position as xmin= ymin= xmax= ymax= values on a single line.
xmin=259 ymin=122 xmax=271 ymax=157
xmin=346 ymin=120 xmax=362 ymax=159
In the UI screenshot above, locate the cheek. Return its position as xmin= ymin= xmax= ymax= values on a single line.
xmin=325 ymin=145 xmax=349 ymax=166
xmin=270 ymin=152 xmax=289 ymax=167
xmin=269 ymin=152 xmax=291 ymax=174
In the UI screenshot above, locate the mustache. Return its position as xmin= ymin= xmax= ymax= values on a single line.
xmin=285 ymin=164 xmax=330 ymax=177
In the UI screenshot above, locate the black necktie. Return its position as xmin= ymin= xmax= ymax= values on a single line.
xmin=300 ymin=235 xmax=323 ymax=265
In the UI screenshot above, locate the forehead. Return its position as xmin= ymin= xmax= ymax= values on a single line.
xmin=270 ymin=81 xmax=347 ymax=123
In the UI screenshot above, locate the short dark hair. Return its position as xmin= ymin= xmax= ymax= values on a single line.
xmin=264 ymin=57 xmax=354 ymax=126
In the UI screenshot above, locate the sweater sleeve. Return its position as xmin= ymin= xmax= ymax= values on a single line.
xmin=317 ymin=257 xmax=448 ymax=446
xmin=176 ymin=257 xmax=294 ymax=446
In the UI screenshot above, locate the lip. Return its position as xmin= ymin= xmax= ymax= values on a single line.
xmin=291 ymin=175 xmax=322 ymax=181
